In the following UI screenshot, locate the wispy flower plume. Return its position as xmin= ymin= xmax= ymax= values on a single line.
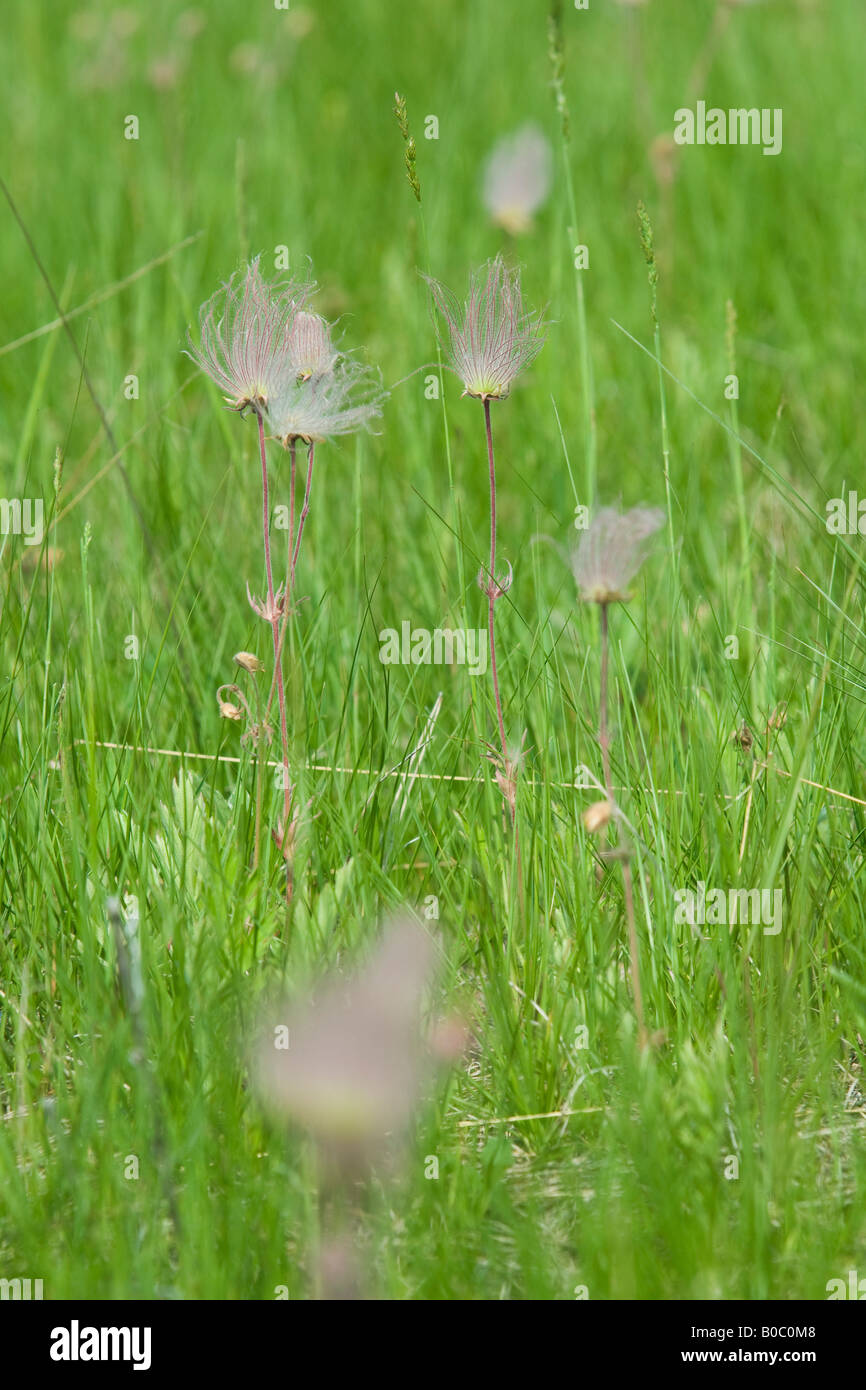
xmin=482 ymin=124 xmax=553 ymax=235
xmin=268 ymin=359 xmax=387 ymax=446
xmin=572 ymin=506 xmax=664 ymax=604
xmin=287 ymin=310 xmax=338 ymax=382
xmin=424 ymin=255 xmax=546 ymax=401
xmin=186 ymin=255 xmax=311 ymax=414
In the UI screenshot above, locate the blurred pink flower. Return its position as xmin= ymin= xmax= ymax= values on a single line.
xmin=253 ymin=918 xmax=438 ymax=1167
xmin=482 ymin=124 xmax=553 ymax=235
xmin=572 ymin=506 xmax=664 ymax=604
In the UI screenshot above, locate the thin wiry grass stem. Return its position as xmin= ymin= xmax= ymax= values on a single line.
xmin=257 ymin=410 xmax=294 ymax=891
xmin=549 ymin=15 xmax=596 ymax=507
xmin=652 ymin=316 xmax=676 ymax=573
xmin=598 ymin=602 xmax=647 ymax=1049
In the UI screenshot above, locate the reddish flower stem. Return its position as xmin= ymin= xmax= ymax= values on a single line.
xmin=266 ymin=438 xmax=298 ymax=722
xmin=599 ymin=602 xmax=612 ymax=792
xmin=265 ymin=438 xmax=315 ymax=725
xmin=482 ymin=400 xmax=522 ymax=906
xmin=291 ymin=440 xmax=316 ymax=591
xmin=257 ymin=410 xmax=294 ymax=885
xmin=483 ymin=399 xmax=508 ymax=779
xmin=598 ymin=601 xmax=646 ymax=1048
xmin=289 ymin=438 xmax=297 ymax=585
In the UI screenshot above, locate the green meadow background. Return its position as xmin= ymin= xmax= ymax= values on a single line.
xmin=1 ymin=0 xmax=865 ymax=1299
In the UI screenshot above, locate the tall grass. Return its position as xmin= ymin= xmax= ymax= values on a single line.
xmin=0 ymin=0 xmax=865 ymax=1299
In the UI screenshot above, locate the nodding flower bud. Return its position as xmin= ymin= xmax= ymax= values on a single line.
xmin=582 ymin=799 xmax=613 ymax=834
xmin=218 ymin=699 xmax=244 ymax=721
xmin=234 ymin=650 xmax=264 ymax=674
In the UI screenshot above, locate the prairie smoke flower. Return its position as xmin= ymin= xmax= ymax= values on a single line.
xmin=424 ymin=256 xmax=544 ymax=839
xmin=572 ymin=506 xmax=664 ymax=604
xmin=268 ymin=359 xmax=386 ymax=446
xmin=482 ymin=125 xmax=552 ymax=235
xmin=253 ymin=918 xmax=436 ymax=1167
xmin=233 ymin=650 xmax=264 ymax=674
xmin=574 ymin=509 xmax=662 ymax=1053
xmin=287 ymin=310 xmax=338 ymax=381
xmin=424 ymin=255 xmax=546 ymax=401
xmin=186 ymin=255 xmax=311 ymax=414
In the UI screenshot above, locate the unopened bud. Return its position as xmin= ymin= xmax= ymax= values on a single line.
xmin=581 ymin=799 xmax=613 ymax=834
xmin=234 ymin=651 xmax=264 ymax=674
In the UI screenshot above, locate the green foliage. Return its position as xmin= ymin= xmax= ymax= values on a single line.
xmin=1 ymin=0 xmax=865 ymax=1299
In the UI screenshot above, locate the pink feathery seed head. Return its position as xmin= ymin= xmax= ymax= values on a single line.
xmin=185 ymin=255 xmax=314 ymax=416
xmin=424 ymin=255 xmax=547 ymax=402
xmin=286 ymin=310 xmax=338 ymax=382
xmin=268 ymin=357 xmax=388 ymax=447
xmin=572 ymin=506 xmax=665 ymax=604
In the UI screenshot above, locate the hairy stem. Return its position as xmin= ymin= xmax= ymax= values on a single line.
xmin=484 ymin=399 xmax=508 ymax=779
xmin=257 ymin=410 xmax=293 ymax=891
xmin=482 ymin=399 xmax=523 ymax=909
xmin=291 ymin=439 xmax=316 ymax=592
xmin=266 ymin=437 xmax=298 ymax=723
xmin=599 ymin=602 xmax=646 ymax=1048
xmin=252 ymin=680 xmax=265 ymax=873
